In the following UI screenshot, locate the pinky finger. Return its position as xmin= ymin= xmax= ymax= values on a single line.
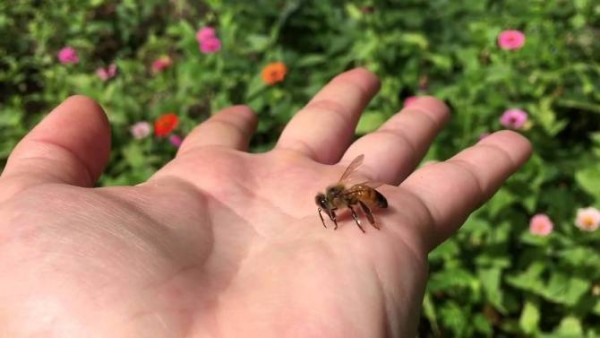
xmin=400 ymin=130 xmax=533 ymax=250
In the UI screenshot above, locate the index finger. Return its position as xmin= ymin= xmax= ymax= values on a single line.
xmin=275 ymin=68 xmax=380 ymax=164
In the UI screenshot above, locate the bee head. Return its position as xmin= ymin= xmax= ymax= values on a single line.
xmin=315 ymin=193 xmax=328 ymax=210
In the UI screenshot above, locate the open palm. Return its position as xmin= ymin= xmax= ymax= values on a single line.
xmin=0 ymin=68 xmax=531 ymax=337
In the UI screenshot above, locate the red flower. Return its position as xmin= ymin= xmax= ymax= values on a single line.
xmin=154 ymin=113 xmax=179 ymax=137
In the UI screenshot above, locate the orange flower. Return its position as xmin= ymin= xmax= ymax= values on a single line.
xmin=154 ymin=113 xmax=179 ymax=137
xmin=261 ymin=62 xmax=287 ymax=85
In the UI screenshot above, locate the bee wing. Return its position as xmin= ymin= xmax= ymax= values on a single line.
xmin=357 ymin=181 xmax=384 ymax=189
xmin=338 ymin=154 xmax=364 ymax=183
xmin=340 ymin=181 xmax=384 ymax=193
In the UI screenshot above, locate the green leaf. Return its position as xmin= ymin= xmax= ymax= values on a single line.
xmin=428 ymin=239 xmax=460 ymax=262
xmin=428 ymin=267 xmax=478 ymax=293
xmin=356 ymin=112 xmax=386 ymax=134
xmin=478 ymin=267 xmax=506 ymax=313
xmin=296 ymin=54 xmax=327 ymax=67
xmin=439 ymin=301 xmax=468 ymax=337
xmin=555 ymin=316 xmax=583 ymax=337
xmin=472 ymin=313 xmax=493 ymax=336
xmin=530 ymin=98 xmax=568 ymax=136
xmin=593 ymin=298 xmax=600 ymax=316
xmin=399 ymin=32 xmax=429 ymax=49
xmin=543 ymin=273 xmax=589 ymax=306
xmin=506 ymin=262 xmax=546 ymax=293
xmin=557 ymin=247 xmax=600 ymax=267
xmin=575 ymin=163 xmax=600 ymax=201
xmin=519 ymin=299 xmax=540 ymax=334
xmin=245 ymin=34 xmax=271 ymax=52
xmin=422 ymin=292 xmax=440 ymax=336
xmin=426 ymin=54 xmax=453 ymax=71
xmin=122 ymin=142 xmax=146 ymax=168
xmin=486 ymin=188 xmax=516 ymax=218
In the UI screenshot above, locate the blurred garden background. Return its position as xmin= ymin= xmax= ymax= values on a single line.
xmin=1 ymin=0 xmax=600 ymax=336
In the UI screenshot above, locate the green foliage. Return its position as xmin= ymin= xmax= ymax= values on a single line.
xmin=1 ymin=0 xmax=600 ymax=336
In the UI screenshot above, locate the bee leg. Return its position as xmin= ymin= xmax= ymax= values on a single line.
xmin=317 ymin=208 xmax=327 ymax=229
xmin=330 ymin=210 xmax=339 ymax=230
xmin=348 ymin=206 xmax=365 ymax=233
xmin=359 ymin=201 xmax=380 ymax=230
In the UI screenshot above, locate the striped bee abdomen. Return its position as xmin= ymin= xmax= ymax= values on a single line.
xmin=374 ymin=190 xmax=388 ymax=208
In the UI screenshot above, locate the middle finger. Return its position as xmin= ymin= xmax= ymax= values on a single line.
xmin=342 ymin=97 xmax=450 ymax=185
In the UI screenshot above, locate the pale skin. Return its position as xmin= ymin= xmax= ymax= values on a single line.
xmin=0 ymin=68 xmax=532 ymax=337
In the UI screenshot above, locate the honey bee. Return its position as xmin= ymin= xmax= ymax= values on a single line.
xmin=315 ymin=154 xmax=388 ymax=233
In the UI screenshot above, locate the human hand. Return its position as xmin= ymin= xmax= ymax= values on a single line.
xmin=0 ymin=68 xmax=531 ymax=337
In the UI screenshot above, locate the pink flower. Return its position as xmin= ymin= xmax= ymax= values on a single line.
xmin=58 ymin=47 xmax=79 ymax=64
xmin=196 ymin=27 xmax=216 ymax=43
xmin=169 ymin=134 xmax=183 ymax=147
xmin=500 ymin=109 xmax=528 ymax=129
xmin=151 ymin=56 xmax=172 ymax=74
xmin=130 ymin=121 xmax=151 ymax=139
xmin=498 ymin=30 xmax=526 ymax=50
xmin=96 ymin=63 xmax=117 ymax=81
xmin=529 ymin=214 xmax=554 ymax=236
xmin=196 ymin=26 xmax=221 ymax=54
xmin=403 ymin=96 xmax=418 ymax=107
xmin=200 ymin=37 xmax=221 ymax=54
xmin=575 ymin=207 xmax=600 ymax=232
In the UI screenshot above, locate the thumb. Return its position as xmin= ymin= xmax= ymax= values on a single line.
xmin=1 ymin=95 xmax=111 ymax=199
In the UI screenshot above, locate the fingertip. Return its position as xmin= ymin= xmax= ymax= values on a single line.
xmin=44 ymin=94 xmax=112 ymax=166
xmin=178 ymin=104 xmax=258 ymax=152
xmin=479 ymin=130 xmax=533 ymax=168
xmin=277 ymin=67 xmax=381 ymax=163
xmin=54 ymin=95 xmax=110 ymax=128
xmin=226 ymin=105 xmax=258 ymax=128
xmin=336 ymin=67 xmax=381 ymax=92
xmin=4 ymin=95 xmax=112 ymax=188
xmin=400 ymin=96 xmax=451 ymax=132
xmin=43 ymin=94 xmax=111 ymax=138
xmin=63 ymin=94 xmax=106 ymax=112
xmin=218 ymin=104 xmax=259 ymax=143
xmin=406 ymin=96 xmax=450 ymax=115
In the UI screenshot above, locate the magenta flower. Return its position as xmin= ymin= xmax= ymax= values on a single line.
xmin=96 ymin=63 xmax=117 ymax=81
xmin=130 ymin=121 xmax=151 ymax=139
xmin=403 ymin=96 xmax=418 ymax=107
xmin=498 ymin=30 xmax=526 ymax=50
xmin=169 ymin=134 xmax=183 ymax=147
xmin=200 ymin=37 xmax=222 ymax=54
xmin=196 ymin=27 xmax=216 ymax=43
xmin=57 ymin=47 xmax=79 ymax=64
xmin=500 ymin=109 xmax=528 ymax=129
xmin=151 ymin=56 xmax=172 ymax=74
xmin=529 ymin=214 xmax=554 ymax=236
xmin=575 ymin=207 xmax=600 ymax=232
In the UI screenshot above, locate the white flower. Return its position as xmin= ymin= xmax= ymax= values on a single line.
xmin=130 ymin=121 xmax=151 ymax=139
xmin=575 ymin=207 xmax=600 ymax=232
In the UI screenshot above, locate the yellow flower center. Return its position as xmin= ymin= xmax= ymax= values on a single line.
xmin=582 ymin=216 xmax=595 ymax=228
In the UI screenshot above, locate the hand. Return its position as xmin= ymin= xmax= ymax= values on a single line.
xmin=0 ymin=68 xmax=531 ymax=337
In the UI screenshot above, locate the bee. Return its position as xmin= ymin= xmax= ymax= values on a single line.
xmin=315 ymin=154 xmax=388 ymax=233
